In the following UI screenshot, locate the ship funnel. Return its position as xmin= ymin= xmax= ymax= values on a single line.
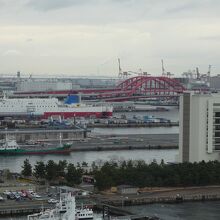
xmin=65 ymin=95 xmax=80 ymax=104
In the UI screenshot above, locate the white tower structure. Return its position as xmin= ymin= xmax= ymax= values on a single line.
xmin=178 ymin=92 xmax=220 ymax=162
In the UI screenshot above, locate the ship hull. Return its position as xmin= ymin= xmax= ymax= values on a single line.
xmin=0 ymin=147 xmax=71 ymax=155
xmin=43 ymin=111 xmax=112 ymax=119
xmin=0 ymin=96 xmax=113 ymax=119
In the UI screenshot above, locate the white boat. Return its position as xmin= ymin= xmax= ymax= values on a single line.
xmin=76 ymin=207 xmax=93 ymax=219
xmin=0 ymin=139 xmax=19 ymax=151
xmin=0 ymin=132 xmax=19 ymax=153
xmin=0 ymin=95 xmax=113 ymax=119
xmin=27 ymin=193 xmax=93 ymax=220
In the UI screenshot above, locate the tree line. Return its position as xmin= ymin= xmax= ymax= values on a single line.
xmin=21 ymin=159 xmax=220 ymax=190
xmin=21 ymin=159 xmax=84 ymax=185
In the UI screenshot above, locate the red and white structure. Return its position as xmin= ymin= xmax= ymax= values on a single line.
xmin=13 ymin=76 xmax=186 ymax=101
xmin=0 ymin=97 xmax=113 ymax=118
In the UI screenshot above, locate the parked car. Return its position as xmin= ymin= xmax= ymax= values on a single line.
xmin=7 ymin=193 xmax=15 ymax=200
xmin=47 ymin=193 xmax=53 ymax=197
xmin=3 ymin=190 xmax=11 ymax=196
xmin=32 ymin=193 xmax=41 ymax=198
xmin=48 ymin=199 xmax=59 ymax=204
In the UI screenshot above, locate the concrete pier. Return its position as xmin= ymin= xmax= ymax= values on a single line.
xmin=71 ymin=134 xmax=179 ymax=151
xmin=0 ymin=200 xmax=52 ymax=216
xmin=88 ymin=122 xmax=179 ymax=128
xmin=93 ymin=186 xmax=220 ymax=207
xmin=0 ymin=128 xmax=88 ymax=143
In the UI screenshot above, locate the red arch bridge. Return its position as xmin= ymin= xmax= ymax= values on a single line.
xmin=14 ymin=76 xmax=186 ymax=101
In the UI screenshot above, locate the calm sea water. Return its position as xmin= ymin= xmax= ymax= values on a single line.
xmin=114 ymin=105 xmax=179 ymax=122
xmin=7 ymin=108 xmax=220 ymax=220
xmin=125 ymin=201 xmax=220 ymax=220
xmin=0 ymin=149 xmax=178 ymax=173
xmin=93 ymin=106 xmax=179 ymax=135
xmin=0 ymin=108 xmax=179 ymax=173
xmin=4 ymin=201 xmax=220 ymax=220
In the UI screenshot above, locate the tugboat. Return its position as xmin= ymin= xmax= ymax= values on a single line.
xmin=27 ymin=193 xmax=93 ymax=220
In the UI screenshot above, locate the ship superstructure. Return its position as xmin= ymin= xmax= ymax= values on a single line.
xmin=27 ymin=193 xmax=93 ymax=220
xmin=0 ymin=95 xmax=113 ymax=118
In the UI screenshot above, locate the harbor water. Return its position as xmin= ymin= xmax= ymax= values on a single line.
xmin=0 ymin=107 xmax=180 ymax=173
xmin=125 ymin=201 xmax=220 ymax=220
xmin=3 ymin=201 xmax=220 ymax=220
xmin=0 ymin=149 xmax=178 ymax=173
xmin=2 ymin=107 xmax=220 ymax=219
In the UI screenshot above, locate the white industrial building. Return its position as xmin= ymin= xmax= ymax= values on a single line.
xmin=16 ymin=80 xmax=80 ymax=92
xmin=178 ymin=92 xmax=220 ymax=162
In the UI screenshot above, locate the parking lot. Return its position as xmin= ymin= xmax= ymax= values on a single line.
xmin=0 ymin=186 xmax=60 ymax=204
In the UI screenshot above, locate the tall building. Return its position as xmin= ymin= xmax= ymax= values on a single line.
xmin=178 ymin=92 xmax=220 ymax=162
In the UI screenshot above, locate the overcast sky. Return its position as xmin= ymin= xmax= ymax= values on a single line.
xmin=0 ymin=0 xmax=220 ymax=77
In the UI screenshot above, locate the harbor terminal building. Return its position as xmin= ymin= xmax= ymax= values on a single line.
xmin=178 ymin=92 xmax=220 ymax=162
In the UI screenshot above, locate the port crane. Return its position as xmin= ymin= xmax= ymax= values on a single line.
xmin=161 ymin=59 xmax=173 ymax=77
xmin=196 ymin=67 xmax=200 ymax=79
xmin=161 ymin=59 xmax=165 ymax=76
xmin=182 ymin=65 xmax=212 ymax=85
xmin=127 ymin=70 xmax=150 ymax=76
xmin=118 ymin=58 xmax=132 ymax=78
xmin=207 ymin=65 xmax=211 ymax=80
xmin=118 ymin=58 xmax=149 ymax=78
xmin=196 ymin=66 xmax=212 ymax=81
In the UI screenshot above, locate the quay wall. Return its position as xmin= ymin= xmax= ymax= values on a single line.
xmin=103 ymin=194 xmax=220 ymax=206
xmin=71 ymin=144 xmax=178 ymax=152
xmin=87 ymin=122 xmax=179 ymax=128
xmin=0 ymin=129 xmax=87 ymax=143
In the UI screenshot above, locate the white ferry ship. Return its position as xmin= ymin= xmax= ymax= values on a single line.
xmin=27 ymin=193 xmax=93 ymax=220
xmin=0 ymin=95 xmax=113 ymax=119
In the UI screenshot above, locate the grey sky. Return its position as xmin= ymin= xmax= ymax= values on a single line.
xmin=0 ymin=0 xmax=220 ymax=77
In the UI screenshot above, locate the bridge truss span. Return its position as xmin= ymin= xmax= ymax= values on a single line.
xmin=116 ymin=76 xmax=186 ymax=97
xmin=13 ymin=76 xmax=186 ymax=101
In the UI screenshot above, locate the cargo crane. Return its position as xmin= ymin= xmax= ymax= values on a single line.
xmin=118 ymin=58 xmax=122 ymax=78
xmin=161 ymin=59 xmax=173 ymax=77
xmin=118 ymin=58 xmax=148 ymax=78
xmin=127 ymin=69 xmax=150 ymax=76
xmin=137 ymin=69 xmax=151 ymax=76
xmin=118 ymin=58 xmax=132 ymax=78
xmin=118 ymin=58 xmax=150 ymax=78
xmin=196 ymin=67 xmax=200 ymax=79
xmin=196 ymin=65 xmax=212 ymax=82
xmin=207 ymin=65 xmax=211 ymax=82
xmin=161 ymin=59 xmax=165 ymax=76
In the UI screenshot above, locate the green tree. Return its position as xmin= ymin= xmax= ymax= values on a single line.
xmin=45 ymin=160 xmax=58 ymax=181
xmin=33 ymin=161 xmax=46 ymax=179
xmin=82 ymin=161 xmax=88 ymax=167
xmin=95 ymin=172 xmax=114 ymax=190
xmin=21 ymin=159 xmax=32 ymax=177
xmin=91 ymin=162 xmax=98 ymax=173
xmin=57 ymin=160 xmax=67 ymax=177
xmin=66 ymin=163 xmax=82 ymax=185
